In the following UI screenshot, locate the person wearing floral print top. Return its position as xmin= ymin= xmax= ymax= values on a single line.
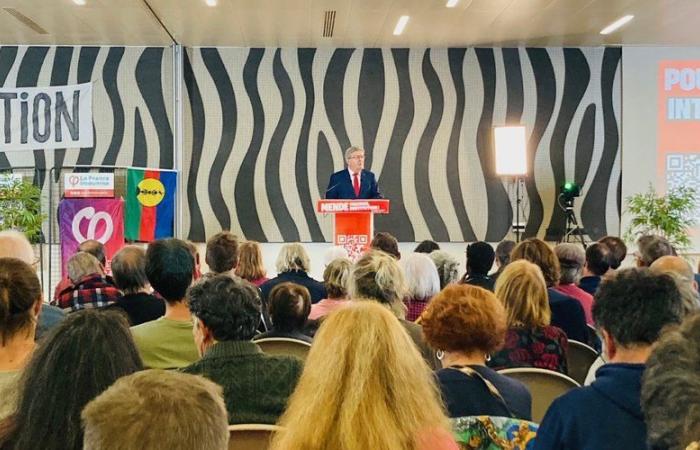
xmin=487 ymin=260 xmax=569 ymax=375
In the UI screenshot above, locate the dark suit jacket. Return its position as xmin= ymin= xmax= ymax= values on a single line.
xmin=325 ymin=169 xmax=381 ymax=199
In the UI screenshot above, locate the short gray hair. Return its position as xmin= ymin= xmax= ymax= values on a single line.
xmin=111 ymin=246 xmax=149 ymax=294
xmin=344 ymin=146 xmax=364 ymax=161
xmin=657 ymin=271 xmax=700 ymax=318
xmin=275 ymin=243 xmax=310 ymax=273
xmin=67 ymin=252 xmax=102 ymax=283
xmin=554 ymin=243 xmax=585 ymax=284
xmin=400 ymin=253 xmax=440 ymax=299
xmin=637 ymin=235 xmax=674 ymax=266
xmin=429 ymin=250 xmax=460 ymax=289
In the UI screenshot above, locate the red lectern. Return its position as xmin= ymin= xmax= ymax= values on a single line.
xmin=317 ymin=199 xmax=390 ymax=260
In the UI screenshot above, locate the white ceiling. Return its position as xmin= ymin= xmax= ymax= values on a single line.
xmin=0 ymin=0 xmax=699 ymax=47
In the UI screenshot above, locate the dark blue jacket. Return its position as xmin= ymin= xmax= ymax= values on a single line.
xmin=578 ymin=275 xmax=601 ymax=296
xmin=534 ymin=363 xmax=646 ymax=450
xmin=325 ymin=169 xmax=381 ymax=199
xmin=547 ymin=288 xmax=588 ymax=342
xmin=260 ymin=270 xmax=326 ymax=305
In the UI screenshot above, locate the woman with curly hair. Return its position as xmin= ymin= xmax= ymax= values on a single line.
xmin=270 ymin=302 xmax=458 ymax=450
xmin=488 ymin=260 xmax=569 ymax=374
xmin=421 ymin=284 xmax=532 ymax=420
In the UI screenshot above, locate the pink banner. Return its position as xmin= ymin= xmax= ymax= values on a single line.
xmin=59 ymin=198 xmax=125 ymax=277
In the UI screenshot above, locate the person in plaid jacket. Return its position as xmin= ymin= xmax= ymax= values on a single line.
xmin=52 ymin=251 xmax=121 ymax=312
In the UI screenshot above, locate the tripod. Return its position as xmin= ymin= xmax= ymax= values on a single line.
xmin=560 ymin=195 xmax=586 ymax=247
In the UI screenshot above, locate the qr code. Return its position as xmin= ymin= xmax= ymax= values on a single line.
xmin=666 ymin=153 xmax=700 ymax=212
xmin=337 ymin=234 xmax=368 ymax=261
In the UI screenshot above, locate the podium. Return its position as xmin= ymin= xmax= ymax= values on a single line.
xmin=317 ymin=199 xmax=390 ymax=260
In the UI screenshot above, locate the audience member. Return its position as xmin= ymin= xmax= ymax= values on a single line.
xmin=270 ymin=302 xmax=459 ymax=450
xmin=53 ymin=252 xmax=121 ymax=312
xmin=636 ymin=234 xmax=675 ymax=267
xmin=130 ymin=239 xmax=198 ymax=369
xmin=461 ymin=241 xmax=496 ymax=291
xmin=255 ymin=282 xmax=313 ymax=343
xmin=491 ymin=239 xmax=516 ymax=282
xmin=51 ymin=239 xmax=112 ymax=303
xmin=182 ymin=275 xmax=302 ymax=424
xmin=421 ymin=284 xmax=532 ymax=420
xmin=511 ymin=238 xmax=588 ymax=343
xmin=235 ymin=240 xmax=268 ymax=286
xmin=578 ymin=242 xmax=611 ymax=295
xmin=651 ymin=255 xmax=700 ymax=315
xmin=598 ymin=235 xmax=627 ymax=270
xmin=554 ymin=243 xmax=595 ymax=325
xmin=401 ymin=253 xmax=440 ymax=321
xmin=82 ymin=370 xmax=229 ymax=450
xmin=0 ymin=259 xmax=42 ymax=420
xmin=370 ymin=231 xmax=401 ymax=259
xmin=205 ymin=231 xmax=239 ymax=276
xmin=350 ymin=250 xmax=439 ymax=369
xmin=535 ymin=268 xmax=683 ymax=450
xmin=0 ymin=231 xmax=64 ymax=338
xmin=260 ymin=243 xmax=326 ymax=304
xmin=488 ymin=260 xmax=569 ymax=374
xmin=428 ymin=250 xmax=460 ymax=289
xmin=107 ymin=246 xmax=165 ymax=326
xmin=184 ymin=240 xmax=202 ymax=280
xmin=642 ymin=313 xmax=700 ymax=450
xmin=322 ymin=245 xmax=349 ymax=266
xmin=309 ymin=257 xmax=351 ymax=320
xmin=414 ymin=240 xmax=440 ymax=254
xmin=0 ymin=310 xmax=142 ymax=450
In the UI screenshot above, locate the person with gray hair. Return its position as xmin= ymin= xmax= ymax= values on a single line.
xmin=553 ymin=243 xmax=595 ymax=325
xmin=52 ymin=239 xmax=113 ymax=303
xmin=651 ymin=255 xmax=700 ymax=316
xmin=52 ymin=252 xmax=121 ymax=312
xmin=260 ymin=243 xmax=326 ymax=304
xmin=491 ymin=240 xmax=516 ymax=282
xmin=400 ymin=252 xmax=441 ymax=321
xmin=429 ymin=250 xmax=460 ymax=289
xmin=108 ymin=246 xmax=165 ymax=326
xmin=82 ymin=370 xmax=230 ymax=450
xmin=325 ymin=146 xmax=381 ymax=199
xmin=636 ymin=234 xmax=675 ymax=267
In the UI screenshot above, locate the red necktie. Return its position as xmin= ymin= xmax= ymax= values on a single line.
xmin=353 ymin=172 xmax=360 ymax=197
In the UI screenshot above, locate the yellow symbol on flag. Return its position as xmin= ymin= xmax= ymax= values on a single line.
xmin=136 ymin=178 xmax=165 ymax=207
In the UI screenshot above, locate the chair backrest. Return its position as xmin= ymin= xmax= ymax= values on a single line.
xmin=254 ymin=337 xmax=311 ymax=361
xmin=498 ymin=368 xmax=580 ymax=423
xmin=228 ymin=424 xmax=281 ymax=450
xmin=566 ymin=339 xmax=599 ymax=385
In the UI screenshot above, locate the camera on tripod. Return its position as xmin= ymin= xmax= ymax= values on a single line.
xmin=560 ymin=182 xmax=581 ymax=209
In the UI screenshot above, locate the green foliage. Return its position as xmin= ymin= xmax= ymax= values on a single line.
xmin=0 ymin=177 xmax=45 ymax=243
xmin=624 ymin=185 xmax=698 ymax=251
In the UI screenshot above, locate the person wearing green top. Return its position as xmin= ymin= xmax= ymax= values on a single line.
xmin=131 ymin=238 xmax=198 ymax=369
xmin=182 ymin=275 xmax=303 ymax=424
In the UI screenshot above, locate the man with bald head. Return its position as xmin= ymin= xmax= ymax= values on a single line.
xmin=0 ymin=230 xmax=64 ymax=337
xmin=651 ymin=255 xmax=699 ymax=294
xmin=108 ymin=246 xmax=165 ymax=326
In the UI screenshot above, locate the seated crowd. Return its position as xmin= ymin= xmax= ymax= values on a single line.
xmin=0 ymin=228 xmax=699 ymax=449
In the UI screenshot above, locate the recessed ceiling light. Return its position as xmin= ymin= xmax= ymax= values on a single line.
xmin=600 ymin=15 xmax=634 ymax=35
xmin=393 ymin=16 xmax=409 ymax=35
xmin=446 ymin=0 xmax=459 ymax=7
xmin=73 ymin=0 xmax=86 ymax=5
xmin=205 ymin=0 xmax=217 ymax=6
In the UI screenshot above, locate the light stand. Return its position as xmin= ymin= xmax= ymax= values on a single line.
xmin=494 ymin=126 xmax=528 ymax=242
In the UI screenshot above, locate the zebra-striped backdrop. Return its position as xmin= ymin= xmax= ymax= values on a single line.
xmin=184 ymin=47 xmax=622 ymax=243
xmin=0 ymin=45 xmax=174 ymax=182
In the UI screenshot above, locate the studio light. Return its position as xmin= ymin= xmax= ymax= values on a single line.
xmin=560 ymin=182 xmax=581 ymax=202
xmin=494 ymin=126 xmax=527 ymax=176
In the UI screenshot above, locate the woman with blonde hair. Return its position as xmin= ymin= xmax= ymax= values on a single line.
xmin=487 ymin=260 xmax=569 ymax=374
xmin=270 ymin=302 xmax=458 ymax=450
xmin=260 ymin=243 xmax=326 ymax=303
xmin=235 ymin=241 xmax=268 ymax=287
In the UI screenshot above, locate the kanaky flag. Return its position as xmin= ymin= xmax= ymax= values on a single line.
xmin=125 ymin=168 xmax=176 ymax=242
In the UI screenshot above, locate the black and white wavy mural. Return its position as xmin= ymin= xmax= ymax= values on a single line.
xmin=0 ymin=45 xmax=174 ymax=184
xmin=184 ymin=47 xmax=621 ymax=243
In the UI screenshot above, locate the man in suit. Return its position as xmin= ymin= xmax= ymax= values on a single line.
xmin=325 ymin=146 xmax=382 ymax=199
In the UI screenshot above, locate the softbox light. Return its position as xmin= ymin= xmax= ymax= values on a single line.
xmin=494 ymin=126 xmax=527 ymax=176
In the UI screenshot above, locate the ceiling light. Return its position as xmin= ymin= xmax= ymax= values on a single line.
xmin=600 ymin=15 xmax=634 ymax=35
xmin=73 ymin=0 xmax=86 ymax=5
xmin=393 ymin=16 xmax=409 ymax=35
xmin=205 ymin=0 xmax=217 ymax=6
xmin=446 ymin=0 xmax=459 ymax=7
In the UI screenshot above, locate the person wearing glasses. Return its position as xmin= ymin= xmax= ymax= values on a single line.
xmin=325 ymin=146 xmax=382 ymax=199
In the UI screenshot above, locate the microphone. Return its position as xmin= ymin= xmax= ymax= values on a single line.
xmin=325 ymin=183 xmax=339 ymax=197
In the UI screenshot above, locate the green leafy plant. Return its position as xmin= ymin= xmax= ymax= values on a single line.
xmin=0 ymin=177 xmax=45 ymax=243
xmin=624 ymin=185 xmax=698 ymax=251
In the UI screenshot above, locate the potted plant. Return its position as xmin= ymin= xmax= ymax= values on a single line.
xmin=0 ymin=176 xmax=45 ymax=243
xmin=624 ymin=184 xmax=698 ymax=252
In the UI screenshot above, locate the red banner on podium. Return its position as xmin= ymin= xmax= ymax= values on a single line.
xmin=317 ymin=200 xmax=390 ymax=260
